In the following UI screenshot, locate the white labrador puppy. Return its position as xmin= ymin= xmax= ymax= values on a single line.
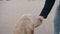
xmin=13 ymin=14 xmax=44 ymax=34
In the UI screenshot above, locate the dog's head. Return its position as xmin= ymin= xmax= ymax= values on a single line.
xmin=13 ymin=14 xmax=43 ymax=34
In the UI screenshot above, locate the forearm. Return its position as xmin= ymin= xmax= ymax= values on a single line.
xmin=40 ymin=0 xmax=55 ymax=19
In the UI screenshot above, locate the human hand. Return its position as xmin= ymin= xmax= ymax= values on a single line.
xmin=34 ymin=16 xmax=44 ymax=28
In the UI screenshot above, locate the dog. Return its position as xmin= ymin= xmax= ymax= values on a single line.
xmin=13 ymin=14 xmax=43 ymax=34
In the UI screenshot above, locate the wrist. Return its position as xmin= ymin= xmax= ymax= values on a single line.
xmin=39 ymin=16 xmax=44 ymax=20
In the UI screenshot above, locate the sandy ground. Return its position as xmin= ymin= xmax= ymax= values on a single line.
xmin=0 ymin=0 xmax=59 ymax=34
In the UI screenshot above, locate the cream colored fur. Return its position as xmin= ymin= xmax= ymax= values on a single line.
xmin=13 ymin=14 xmax=43 ymax=34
